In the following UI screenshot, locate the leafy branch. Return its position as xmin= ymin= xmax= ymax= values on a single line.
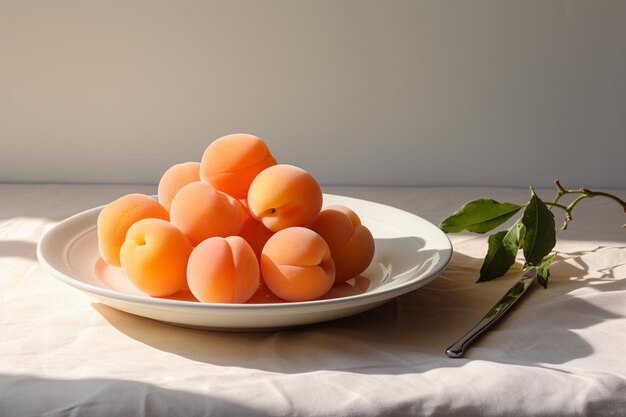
xmin=439 ymin=181 xmax=625 ymax=288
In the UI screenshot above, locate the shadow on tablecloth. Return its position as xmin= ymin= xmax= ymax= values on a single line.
xmin=0 ymin=240 xmax=37 ymax=261
xmin=93 ymin=248 xmax=626 ymax=375
xmin=0 ymin=374 xmax=257 ymax=416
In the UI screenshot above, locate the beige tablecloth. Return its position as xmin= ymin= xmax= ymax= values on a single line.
xmin=1 ymin=184 xmax=625 ymax=416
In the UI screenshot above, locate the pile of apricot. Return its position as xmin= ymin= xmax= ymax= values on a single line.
xmin=97 ymin=133 xmax=375 ymax=303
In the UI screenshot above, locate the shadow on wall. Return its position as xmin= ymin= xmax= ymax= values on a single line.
xmin=0 ymin=374 xmax=259 ymax=417
xmin=94 ymin=248 xmax=625 ymax=375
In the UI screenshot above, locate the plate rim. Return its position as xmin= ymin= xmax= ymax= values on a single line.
xmin=37 ymin=193 xmax=453 ymax=312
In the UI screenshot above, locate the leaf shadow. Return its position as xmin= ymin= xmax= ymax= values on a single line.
xmin=548 ymin=246 xmax=626 ymax=282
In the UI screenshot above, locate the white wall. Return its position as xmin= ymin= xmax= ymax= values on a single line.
xmin=1 ymin=1 xmax=625 ymax=188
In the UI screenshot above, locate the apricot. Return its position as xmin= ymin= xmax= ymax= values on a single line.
xmin=238 ymin=199 xmax=274 ymax=258
xmin=260 ymin=227 xmax=335 ymax=301
xmin=97 ymin=193 xmax=169 ymax=266
xmin=120 ymin=218 xmax=192 ymax=297
xmin=309 ymin=205 xmax=375 ymax=283
xmin=157 ymin=162 xmax=200 ymax=211
xmin=169 ymin=181 xmax=244 ymax=246
xmin=247 ymin=164 xmax=323 ymax=232
xmin=322 ymin=204 xmax=361 ymax=227
xmin=187 ymin=236 xmax=260 ymax=303
xmin=200 ymin=133 xmax=277 ymax=199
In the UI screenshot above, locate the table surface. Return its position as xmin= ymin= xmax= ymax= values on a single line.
xmin=1 ymin=184 xmax=625 ymax=416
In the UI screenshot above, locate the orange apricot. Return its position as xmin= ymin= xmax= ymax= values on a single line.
xmin=247 ymin=164 xmax=322 ymax=232
xmin=238 ymin=199 xmax=274 ymax=258
xmin=322 ymin=204 xmax=361 ymax=227
xmin=187 ymin=236 xmax=260 ymax=303
xmin=157 ymin=162 xmax=200 ymax=211
xmin=120 ymin=218 xmax=192 ymax=297
xmin=200 ymin=133 xmax=277 ymax=199
xmin=169 ymin=181 xmax=244 ymax=246
xmin=97 ymin=193 xmax=169 ymax=267
xmin=260 ymin=227 xmax=335 ymax=301
xmin=309 ymin=205 xmax=375 ymax=283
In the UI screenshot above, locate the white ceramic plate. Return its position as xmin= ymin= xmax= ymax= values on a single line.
xmin=37 ymin=194 xmax=452 ymax=331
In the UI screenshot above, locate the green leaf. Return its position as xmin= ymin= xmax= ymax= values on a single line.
xmin=478 ymin=221 xmax=524 ymax=282
xmin=439 ymin=199 xmax=523 ymax=234
xmin=518 ymin=223 xmax=526 ymax=250
xmin=532 ymin=253 xmax=555 ymax=289
xmin=522 ymin=191 xmax=556 ymax=265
